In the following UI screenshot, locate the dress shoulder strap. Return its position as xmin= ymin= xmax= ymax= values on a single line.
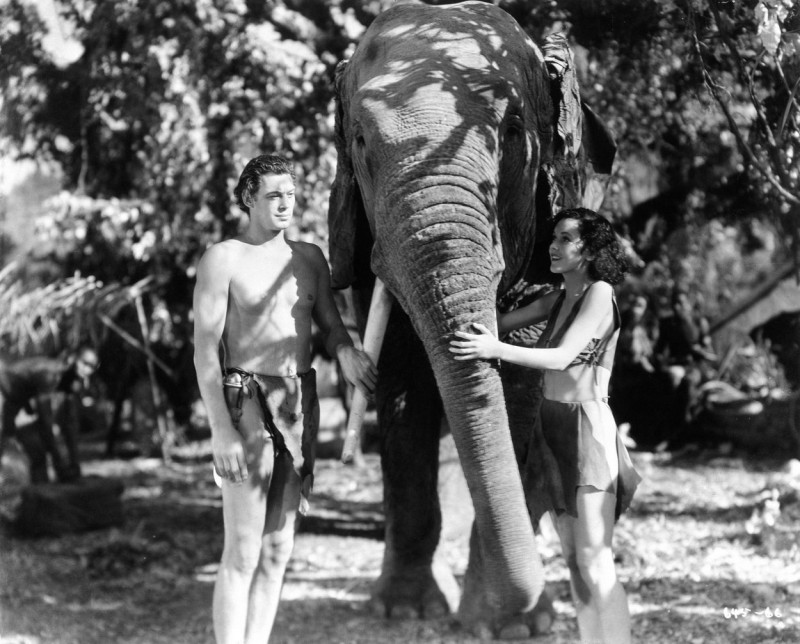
xmin=548 ymin=287 xmax=591 ymax=346
xmin=536 ymin=291 xmax=566 ymax=348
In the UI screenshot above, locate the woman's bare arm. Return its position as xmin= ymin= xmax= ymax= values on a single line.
xmin=452 ymin=282 xmax=614 ymax=371
xmin=498 ymin=291 xmax=560 ymax=335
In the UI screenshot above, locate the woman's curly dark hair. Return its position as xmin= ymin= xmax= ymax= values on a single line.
xmin=234 ymin=154 xmax=296 ymax=215
xmin=553 ymin=207 xmax=628 ymax=285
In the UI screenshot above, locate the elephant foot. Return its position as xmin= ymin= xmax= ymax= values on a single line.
xmin=449 ymin=618 xmax=494 ymax=642
xmin=370 ymin=566 xmax=451 ymax=620
xmin=456 ymin=586 xmax=555 ymax=640
xmin=454 ymin=617 xmax=532 ymax=642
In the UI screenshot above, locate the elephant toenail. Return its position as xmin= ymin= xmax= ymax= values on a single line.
xmin=497 ymin=620 xmax=530 ymax=640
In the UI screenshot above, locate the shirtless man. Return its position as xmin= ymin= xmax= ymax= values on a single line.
xmin=193 ymin=154 xmax=377 ymax=644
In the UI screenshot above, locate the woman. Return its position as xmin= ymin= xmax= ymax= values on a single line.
xmin=450 ymin=207 xmax=641 ymax=644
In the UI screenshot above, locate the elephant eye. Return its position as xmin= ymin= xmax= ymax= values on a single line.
xmin=354 ymin=127 xmax=366 ymax=148
xmin=505 ymin=115 xmax=524 ymax=138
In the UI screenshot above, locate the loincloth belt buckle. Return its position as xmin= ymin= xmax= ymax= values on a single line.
xmin=222 ymin=368 xmax=287 ymax=458
xmin=222 ymin=369 xmax=252 ymax=427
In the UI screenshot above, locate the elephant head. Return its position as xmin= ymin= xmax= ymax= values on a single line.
xmin=328 ymin=1 xmax=615 ymax=627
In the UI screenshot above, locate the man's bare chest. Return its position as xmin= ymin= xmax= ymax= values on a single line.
xmin=228 ymin=257 xmax=317 ymax=317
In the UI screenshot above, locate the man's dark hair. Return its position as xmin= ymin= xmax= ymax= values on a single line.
xmin=553 ymin=207 xmax=628 ymax=285
xmin=234 ymin=155 xmax=296 ymax=215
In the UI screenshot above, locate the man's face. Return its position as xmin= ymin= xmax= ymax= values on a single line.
xmin=76 ymin=349 xmax=99 ymax=381
xmin=249 ymin=173 xmax=296 ymax=232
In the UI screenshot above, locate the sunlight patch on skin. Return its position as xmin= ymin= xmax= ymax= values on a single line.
xmin=384 ymin=24 xmax=418 ymax=40
xmin=428 ymin=36 xmax=495 ymax=70
xmin=366 ymin=62 xmax=414 ymax=86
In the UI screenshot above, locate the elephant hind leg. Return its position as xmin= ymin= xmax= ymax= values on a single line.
xmin=372 ymin=310 xmax=451 ymax=621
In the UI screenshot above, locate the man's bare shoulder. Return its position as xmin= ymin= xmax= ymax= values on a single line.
xmin=288 ymin=239 xmax=327 ymax=268
xmin=196 ymin=239 xmax=243 ymax=273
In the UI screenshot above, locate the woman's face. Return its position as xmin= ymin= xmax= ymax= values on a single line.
xmin=549 ymin=218 xmax=588 ymax=275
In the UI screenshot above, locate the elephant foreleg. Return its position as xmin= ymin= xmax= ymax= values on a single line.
xmin=372 ymin=308 xmax=448 ymax=619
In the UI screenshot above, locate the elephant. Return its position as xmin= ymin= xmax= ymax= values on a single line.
xmin=328 ymin=1 xmax=616 ymax=638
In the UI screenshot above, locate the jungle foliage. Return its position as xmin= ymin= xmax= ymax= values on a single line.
xmin=0 ymin=0 xmax=798 ymax=355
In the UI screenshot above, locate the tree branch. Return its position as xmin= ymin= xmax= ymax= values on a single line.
xmin=709 ymin=1 xmax=786 ymax=165
xmin=692 ymin=3 xmax=800 ymax=206
xmin=776 ymin=64 xmax=800 ymax=142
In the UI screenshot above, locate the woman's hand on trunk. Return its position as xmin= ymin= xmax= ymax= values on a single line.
xmin=449 ymin=323 xmax=502 ymax=361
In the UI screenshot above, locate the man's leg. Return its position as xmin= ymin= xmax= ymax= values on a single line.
xmin=32 ymin=395 xmax=72 ymax=481
xmin=57 ymin=395 xmax=83 ymax=480
xmin=0 ymin=390 xmax=15 ymax=460
xmin=243 ymin=373 xmax=314 ymax=641
xmin=213 ymin=397 xmax=272 ymax=644
xmin=245 ymin=463 xmax=301 ymax=643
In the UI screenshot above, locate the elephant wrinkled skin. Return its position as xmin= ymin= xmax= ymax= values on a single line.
xmin=328 ymin=1 xmax=616 ymax=638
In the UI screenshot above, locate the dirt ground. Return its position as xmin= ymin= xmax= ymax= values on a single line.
xmin=2 ymin=435 xmax=800 ymax=644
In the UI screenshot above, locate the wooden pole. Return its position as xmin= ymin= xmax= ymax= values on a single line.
xmin=709 ymin=261 xmax=795 ymax=335
xmin=341 ymin=279 xmax=393 ymax=464
xmin=133 ymin=294 xmax=171 ymax=462
xmin=98 ymin=313 xmax=176 ymax=379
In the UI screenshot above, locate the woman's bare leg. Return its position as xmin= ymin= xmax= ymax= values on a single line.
xmin=567 ymin=487 xmax=631 ymax=644
xmin=553 ymin=510 xmax=603 ymax=640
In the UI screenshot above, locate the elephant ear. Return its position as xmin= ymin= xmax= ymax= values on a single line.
xmin=526 ymin=33 xmax=617 ymax=284
xmin=539 ymin=32 xmax=616 ymax=213
xmin=329 ymin=59 xmax=372 ymax=290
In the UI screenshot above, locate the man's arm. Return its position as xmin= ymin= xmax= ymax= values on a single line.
xmin=308 ymin=245 xmax=377 ymax=395
xmin=193 ymin=245 xmax=248 ymax=484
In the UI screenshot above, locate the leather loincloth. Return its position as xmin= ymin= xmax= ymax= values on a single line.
xmin=214 ymin=367 xmax=319 ymax=519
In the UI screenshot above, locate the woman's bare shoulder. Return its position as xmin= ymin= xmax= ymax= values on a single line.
xmin=587 ymin=280 xmax=614 ymax=299
xmin=583 ymin=281 xmax=616 ymax=326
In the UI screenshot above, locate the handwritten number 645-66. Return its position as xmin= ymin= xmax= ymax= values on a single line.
xmin=723 ymin=606 xmax=783 ymax=619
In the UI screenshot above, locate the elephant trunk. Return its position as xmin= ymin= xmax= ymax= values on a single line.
xmin=379 ymin=195 xmax=543 ymax=615
xmin=435 ymin=343 xmax=542 ymax=615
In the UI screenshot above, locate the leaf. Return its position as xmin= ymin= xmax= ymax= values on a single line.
xmin=755 ymin=2 xmax=783 ymax=55
xmin=760 ymin=21 xmax=783 ymax=55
